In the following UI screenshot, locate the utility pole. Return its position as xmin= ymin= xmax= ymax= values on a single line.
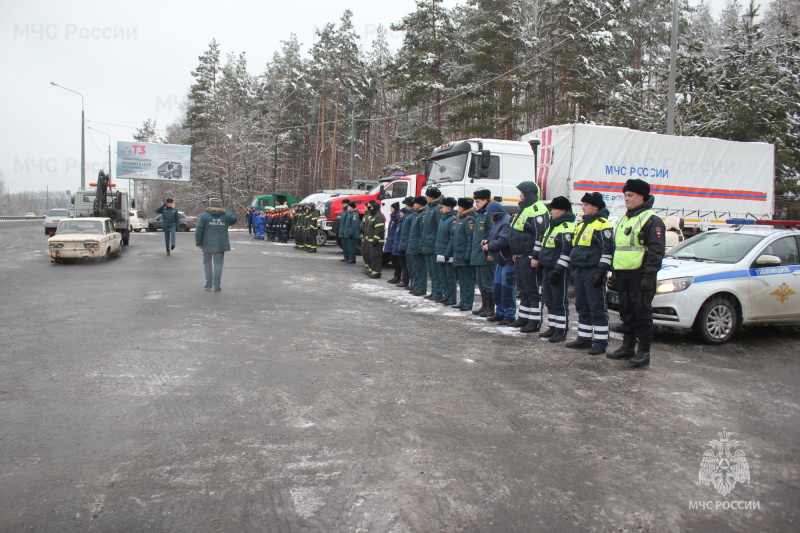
xmin=350 ymin=104 xmax=356 ymax=184
xmin=667 ymin=0 xmax=678 ymax=135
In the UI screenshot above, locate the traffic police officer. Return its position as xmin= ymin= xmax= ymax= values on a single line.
xmin=537 ymin=196 xmax=576 ymax=343
xmin=566 ymin=192 xmax=613 ymax=355
xmin=607 ymin=178 xmax=666 ymax=367
xmin=509 ymin=181 xmax=549 ymax=333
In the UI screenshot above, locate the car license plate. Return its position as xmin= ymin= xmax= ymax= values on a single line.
xmin=608 ymin=293 xmax=619 ymax=304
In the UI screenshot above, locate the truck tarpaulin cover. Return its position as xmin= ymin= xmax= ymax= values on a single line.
xmin=521 ymin=124 xmax=774 ymax=219
xmin=115 ymin=141 xmax=192 ymax=182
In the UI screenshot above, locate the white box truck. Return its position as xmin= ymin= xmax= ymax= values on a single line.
xmin=521 ymin=124 xmax=775 ymax=231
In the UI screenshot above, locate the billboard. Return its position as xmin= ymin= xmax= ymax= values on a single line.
xmin=116 ymin=141 xmax=191 ymax=181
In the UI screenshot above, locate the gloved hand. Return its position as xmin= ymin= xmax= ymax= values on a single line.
xmin=549 ymin=270 xmax=563 ymax=286
xmin=640 ymin=273 xmax=657 ymax=301
xmin=608 ymin=273 xmax=618 ymax=290
xmin=592 ymin=271 xmax=606 ymax=288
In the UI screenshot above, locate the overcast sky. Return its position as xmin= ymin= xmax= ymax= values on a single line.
xmin=1 ymin=0 xmax=730 ymax=196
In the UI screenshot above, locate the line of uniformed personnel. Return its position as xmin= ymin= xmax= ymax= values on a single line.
xmin=250 ymin=205 xmax=293 ymax=242
xmin=277 ymin=179 xmax=665 ymax=368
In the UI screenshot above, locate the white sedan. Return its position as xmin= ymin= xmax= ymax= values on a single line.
xmin=608 ymin=226 xmax=800 ymax=344
xmin=48 ymin=217 xmax=122 ymax=262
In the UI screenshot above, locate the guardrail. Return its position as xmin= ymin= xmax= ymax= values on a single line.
xmin=0 ymin=216 xmax=45 ymax=220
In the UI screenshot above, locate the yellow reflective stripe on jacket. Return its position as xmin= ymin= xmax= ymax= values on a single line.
xmin=612 ymin=210 xmax=655 ymax=269
xmin=573 ymin=218 xmax=611 ymax=246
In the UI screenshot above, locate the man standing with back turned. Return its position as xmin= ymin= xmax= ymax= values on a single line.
xmin=196 ymin=197 xmax=237 ymax=292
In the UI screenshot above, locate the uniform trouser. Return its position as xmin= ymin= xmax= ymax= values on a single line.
xmin=247 ymin=222 xmax=254 ymax=234
xmin=342 ymin=238 xmax=357 ymax=262
xmin=255 ymin=224 xmax=265 ymax=239
xmin=514 ymin=257 xmax=542 ymax=327
xmin=362 ymin=239 xmax=371 ymax=270
xmin=617 ymin=271 xmax=654 ymax=342
xmin=410 ymin=253 xmax=426 ymax=292
xmin=202 ymin=252 xmax=225 ymax=288
xmin=405 ymin=253 xmax=416 ymax=287
xmin=455 ymin=265 xmax=475 ymax=307
xmin=163 ymin=228 xmax=176 ymax=251
xmin=307 ymin=229 xmax=317 ymax=251
xmin=474 ymin=263 xmax=494 ymax=293
xmin=542 ymin=268 xmax=569 ymax=333
xmin=572 ymin=267 xmax=609 ymax=347
xmin=278 ymin=227 xmax=287 ymax=242
xmin=368 ymin=243 xmax=383 ymax=275
xmin=438 ymin=261 xmax=456 ymax=302
xmin=398 ymin=255 xmax=409 ymax=283
xmin=492 ymin=263 xmax=517 ymax=320
xmin=423 ymin=253 xmax=440 ymax=297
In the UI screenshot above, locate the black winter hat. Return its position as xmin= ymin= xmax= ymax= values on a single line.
xmin=413 ymin=195 xmax=428 ymax=206
xmin=473 ymin=188 xmax=492 ymax=200
xmin=165 ymin=197 xmax=174 ymax=203
xmin=457 ymin=197 xmax=474 ymax=208
xmin=347 ymin=202 xmax=358 ymax=209
xmin=368 ymin=200 xmax=381 ymax=209
xmin=442 ymin=197 xmax=457 ymax=208
xmin=549 ymin=196 xmax=572 ymax=211
xmin=342 ymin=199 xmax=351 ymax=205
xmin=581 ymin=192 xmax=606 ymax=209
xmin=402 ymin=196 xmax=415 ymax=207
xmin=391 ymin=202 xmax=400 ymax=211
xmin=622 ymin=178 xmax=650 ymax=199
xmin=425 ymin=186 xmax=442 ymax=199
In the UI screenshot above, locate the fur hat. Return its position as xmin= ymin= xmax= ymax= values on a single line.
xmin=622 ymin=178 xmax=650 ymax=199
xmin=425 ymin=186 xmax=442 ymax=199
xmin=368 ymin=200 xmax=381 ymax=209
xmin=442 ymin=197 xmax=457 ymax=208
xmin=209 ymin=198 xmax=222 ymax=208
xmin=549 ymin=196 xmax=572 ymax=212
xmin=165 ymin=197 xmax=174 ymax=203
xmin=347 ymin=201 xmax=358 ymax=209
xmin=581 ymin=192 xmax=606 ymax=209
xmin=473 ymin=188 xmax=492 ymax=200
xmin=413 ymin=195 xmax=428 ymax=206
xmin=457 ymin=197 xmax=474 ymax=208
xmin=402 ymin=196 xmax=415 ymax=207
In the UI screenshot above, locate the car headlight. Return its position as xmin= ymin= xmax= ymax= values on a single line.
xmin=49 ymin=242 xmax=63 ymax=248
xmin=84 ymin=241 xmax=99 ymax=249
xmin=656 ymin=276 xmax=693 ymax=294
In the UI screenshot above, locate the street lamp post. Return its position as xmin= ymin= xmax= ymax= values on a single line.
xmin=88 ymin=126 xmax=112 ymax=179
xmin=50 ymin=82 xmax=86 ymax=189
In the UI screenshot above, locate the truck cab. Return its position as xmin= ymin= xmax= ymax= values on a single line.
xmin=426 ymin=139 xmax=536 ymax=213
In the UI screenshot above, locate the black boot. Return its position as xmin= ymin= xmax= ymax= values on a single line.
xmin=472 ymin=291 xmax=487 ymax=315
xmin=507 ymin=318 xmax=528 ymax=328
xmin=479 ymin=293 xmax=495 ymax=317
xmin=520 ymin=322 xmax=541 ymax=333
xmin=629 ymin=339 xmax=651 ymax=367
xmin=607 ymin=336 xmax=637 ymax=360
xmin=538 ymin=327 xmax=556 ymax=338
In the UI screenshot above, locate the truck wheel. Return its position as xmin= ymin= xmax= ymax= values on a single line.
xmin=316 ymin=230 xmax=328 ymax=247
xmin=693 ymin=296 xmax=738 ymax=344
xmin=180 ymin=224 xmax=189 ymax=232
xmin=133 ymin=228 xmax=141 ymax=233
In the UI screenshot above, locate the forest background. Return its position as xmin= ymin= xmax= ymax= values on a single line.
xmin=5 ymin=0 xmax=799 ymax=219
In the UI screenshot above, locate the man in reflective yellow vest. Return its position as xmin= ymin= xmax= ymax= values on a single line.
xmin=608 ymin=179 xmax=666 ymax=367
xmin=566 ymin=192 xmax=613 ymax=355
xmin=537 ymin=196 xmax=576 ymax=342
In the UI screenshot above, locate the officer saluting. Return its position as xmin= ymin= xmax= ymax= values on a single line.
xmin=607 ymin=179 xmax=666 ymax=367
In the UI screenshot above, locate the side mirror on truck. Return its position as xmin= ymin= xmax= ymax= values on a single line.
xmin=377 ymin=185 xmax=386 ymax=201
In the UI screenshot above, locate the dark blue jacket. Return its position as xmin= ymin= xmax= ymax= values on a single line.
xmin=196 ymin=207 xmax=238 ymax=252
xmin=569 ymin=207 xmax=613 ymax=271
xmin=391 ymin=208 xmax=406 ymax=255
xmin=486 ymin=201 xmax=512 ymax=266
xmin=538 ymin=211 xmax=577 ymax=272
xmin=384 ymin=211 xmax=399 ymax=253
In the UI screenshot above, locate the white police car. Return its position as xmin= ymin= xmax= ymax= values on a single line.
xmin=608 ymin=226 xmax=800 ymax=344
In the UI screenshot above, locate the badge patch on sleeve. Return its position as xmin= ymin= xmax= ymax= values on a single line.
xmin=604 ymin=229 xmax=612 ymax=239
xmin=655 ymin=227 xmax=663 ymax=239
xmin=536 ymin=216 xmax=543 ymax=224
